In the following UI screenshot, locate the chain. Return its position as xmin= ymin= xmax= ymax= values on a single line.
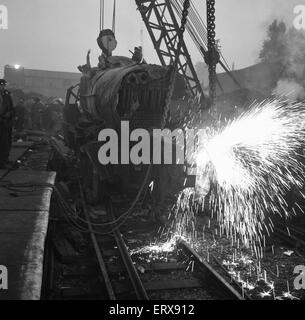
xmin=162 ymin=0 xmax=190 ymax=129
xmin=206 ymin=0 xmax=219 ymax=109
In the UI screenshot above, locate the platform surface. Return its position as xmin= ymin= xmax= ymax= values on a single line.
xmin=0 ymin=141 xmax=33 ymax=179
xmin=0 ymin=145 xmax=55 ymax=300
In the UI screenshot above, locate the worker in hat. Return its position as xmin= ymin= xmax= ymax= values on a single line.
xmin=131 ymin=46 xmax=147 ymax=64
xmin=0 ymin=79 xmax=15 ymax=169
xmin=97 ymin=29 xmax=118 ymax=69
xmin=30 ymin=97 xmax=45 ymax=130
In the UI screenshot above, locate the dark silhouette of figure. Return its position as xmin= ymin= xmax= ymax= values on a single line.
xmin=0 ymin=79 xmax=14 ymax=168
xmin=31 ymin=97 xmax=44 ymax=130
xmin=14 ymin=98 xmax=27 ymax=132
xmin=41 ymin=105 xmax=54 ymax=131
xmin=132 ymin=46 xmax=147 ymax=64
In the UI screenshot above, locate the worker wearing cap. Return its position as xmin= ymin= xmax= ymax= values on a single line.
xmin=97 ymin=29 xmax=118 ymax=69
xmin=132 ymin=46 xmax=147 ymax=64
xmin=0 ymin=79 xmax=14 ymax=169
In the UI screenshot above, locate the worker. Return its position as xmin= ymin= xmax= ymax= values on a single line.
xmin=41 ymin=105 xmax=54 ymax=131
xmin=14 ymin=98 xmax=27 ymax=132
xmin=97 ymin=29 xmax=118 ymax=69
xmin=0 ymin=79 xmax=14 ymax=169
xmin=30 ymin=97 xmax=44 ymax=130
xmin=132 ymin=46 xmax=147 ymax=64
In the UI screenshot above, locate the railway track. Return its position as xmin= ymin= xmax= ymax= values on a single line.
xmin=273 ymin=222 xmax=305 ymax=254
xmin=79 ymin=189 xmax=148 ymax=300
xmin=47 ymin=138 xmax=248 ymax=300
xmin=178 ymin=240 xmax=249 ymax=300
xmin=79 ymin=190 xmax=246 ymax=300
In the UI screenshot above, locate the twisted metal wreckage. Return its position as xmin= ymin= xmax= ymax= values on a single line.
xmin=62 ymin=0 xmax=240 ymax=220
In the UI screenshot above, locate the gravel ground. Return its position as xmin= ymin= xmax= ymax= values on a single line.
xmin=191 ymin=217 xmax=305 ymax=300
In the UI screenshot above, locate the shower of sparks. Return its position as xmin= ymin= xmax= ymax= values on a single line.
xmin=172 ymin=98 xmax=305 ymax=246
xmin=281 ymin=292 xmax=300 ymax=300
xmin=258 ymin=291 xmax=272 ymax=298
xmin=129 ymin=235 xmax=183 ymax=256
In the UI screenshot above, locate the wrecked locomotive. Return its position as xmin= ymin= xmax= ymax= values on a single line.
xmin=63 ymin=38 xmax=192 ymax=215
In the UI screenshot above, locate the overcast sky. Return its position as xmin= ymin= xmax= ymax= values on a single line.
xmin=0 ymin=0 xmax=302 ymax=76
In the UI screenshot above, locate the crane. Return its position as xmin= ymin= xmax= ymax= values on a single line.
xmin=135 ymin=0 xmax=204 ymax=100
xmin=135 ymin=0 xmax=242 ymax=108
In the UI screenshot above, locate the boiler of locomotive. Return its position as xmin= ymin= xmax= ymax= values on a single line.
xmin=80 ymin=56 xmax=186 ymax=132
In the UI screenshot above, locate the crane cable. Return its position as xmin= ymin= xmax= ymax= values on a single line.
xmin=173 ymin=0 xmax=234 ymax=76
xmin=162 ymin=0 xmax=191 ymax=127
xmin=99 ymin=0 xmax=104 ymax=31
xmin=99 ymin=0 xmax=116 ymax=34
xmin=171 ymin=0 xmax=224 ymax=93
xmin=112 ymin=0 xmax=116 ymax=34
xmin=206 ymin=0 xmax=218 ymax=107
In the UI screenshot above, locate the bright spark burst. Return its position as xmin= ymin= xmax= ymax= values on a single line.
xmin=281 ymin=292 xmax=300 ymax=300
xmin=174 ymin=98 xmax=305 ymax=246
xmin=267 ymin=281 xmax=275 ymax=291
xmin=129 ymin=235 xmax=182 ymax=256
xmin=258 ymin=290 xmax=272 ymax=298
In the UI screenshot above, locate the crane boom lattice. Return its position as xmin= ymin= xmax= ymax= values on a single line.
xmin=135 ymin=0 xmax=204 ymax=99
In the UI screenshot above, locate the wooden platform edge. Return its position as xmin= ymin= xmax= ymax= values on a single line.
xmin=20 ymin=172 xmax=56 ymax=300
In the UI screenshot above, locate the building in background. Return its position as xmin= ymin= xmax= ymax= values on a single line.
xmin=215 ymin=62 xmax=280 ymax=96
xmin=4 ymin=65 xmax=81 ymax=99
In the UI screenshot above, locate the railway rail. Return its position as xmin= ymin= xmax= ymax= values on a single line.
xmin=78 ymin=186 xmax=246 ymax=300
xmin=178 ymin=240 xmax=248 ymax=300
xmin=79 ymin=185 xmax=149 ymax=300
xmin=273 ymin=222 xmax=305 ymax=254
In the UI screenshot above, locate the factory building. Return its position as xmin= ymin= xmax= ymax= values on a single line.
xmin=4 ymin=65 xmax=80 ymax=99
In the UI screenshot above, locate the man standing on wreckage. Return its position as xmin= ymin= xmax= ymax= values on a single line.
xmin=0 ymin=79 xmax=14 ymax=169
